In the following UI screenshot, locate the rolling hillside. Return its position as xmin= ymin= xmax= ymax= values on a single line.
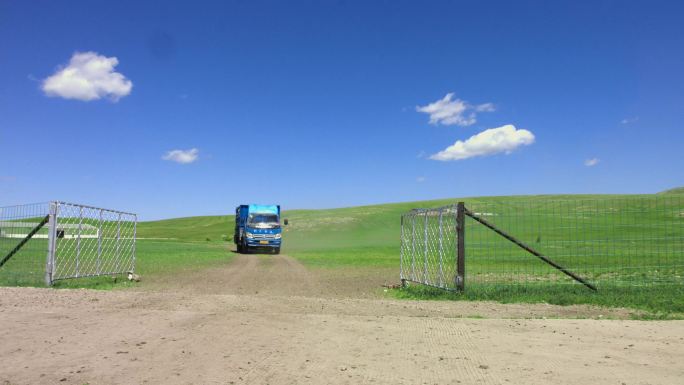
xmin=136 ymin=193 xmax=670 ymax=256
xmin=660 ymin=186 xmax=684 ymax=195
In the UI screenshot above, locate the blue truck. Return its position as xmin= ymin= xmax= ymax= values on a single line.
xmin=233 ymin=204 xmax=282 ymax=254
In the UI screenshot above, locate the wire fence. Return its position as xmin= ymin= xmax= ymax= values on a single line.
xmin=0 ymin=203 xmax=51 ymax=286
xmin=0 ymin=202 xmax=137 ymax=286
xmin=401 ymin=196 xmax=684 ymax=291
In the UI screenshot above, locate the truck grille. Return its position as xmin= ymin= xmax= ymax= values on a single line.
xmin=252 ymin=233 xmax=278 ymax=239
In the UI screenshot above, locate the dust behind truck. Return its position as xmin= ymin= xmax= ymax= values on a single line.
xmin=233 ymin=204 xmax=282 ymax=254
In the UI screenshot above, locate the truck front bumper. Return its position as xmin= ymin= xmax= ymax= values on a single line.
xmin=246 ymin=239 xmax=282 ymax=248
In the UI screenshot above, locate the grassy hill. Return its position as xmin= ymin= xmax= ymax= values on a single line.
xmin=659 ymin=186 xmax=684 ymax=195
xmin=136 ymin=214 xmax=234 ymax=242
xmin=137 ymin=193 xmax=663 ymax=249
xmin=137 ymin=193 xmax=680 ymax=269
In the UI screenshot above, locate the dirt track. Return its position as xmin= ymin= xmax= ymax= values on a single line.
xmin=144 ymin=253 xmax=397 ymax=298
xmin=1 ymin=255 xmax=683 ymax=384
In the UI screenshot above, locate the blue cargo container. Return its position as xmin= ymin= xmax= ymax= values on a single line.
xmin=233 ymin=204 xmax=282 ymax=254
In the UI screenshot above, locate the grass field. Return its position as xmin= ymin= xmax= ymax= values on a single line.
xmin=1 ymin=193 xmax=683 ymax=316
xmin=0 ymin=239 xmax=233 ymax=290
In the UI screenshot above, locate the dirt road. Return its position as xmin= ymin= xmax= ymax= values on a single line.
xmin=1 ymin=255 xmax=683 ymax=385
xmin=145 ymin=254 xmax=397 ymax=298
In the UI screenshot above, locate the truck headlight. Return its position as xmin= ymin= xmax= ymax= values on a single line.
xmin=275 ymin=233 xmax=281 ymax=239
xmin=246 ymin=232 xmax=254 ymax=238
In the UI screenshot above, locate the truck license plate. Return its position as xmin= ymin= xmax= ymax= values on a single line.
xmin=259 ymin=240 xmax=269 ymax=244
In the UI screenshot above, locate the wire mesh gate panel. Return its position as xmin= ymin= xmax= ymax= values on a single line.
xmin=0 ymin=201 xmax=137 ymax=286
xmin=48 ymin=202 xmax=137 ymax=284
xmin=400 ymin=196 xmax=684 ymax=292
xmin=400 ymin=204 xmax=464 ymax=291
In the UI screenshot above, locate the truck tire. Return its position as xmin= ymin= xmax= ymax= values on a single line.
xmin=242 ymin=240 xmax=250 ymax=254
xmin=236 ymin=242 xmax=243 ymax=253
xmin=273 ymin=247 xmax=280 ymax=255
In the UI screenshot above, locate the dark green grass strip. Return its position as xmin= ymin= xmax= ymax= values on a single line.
xmin=393 ymin=283 xmax=684 ymax=319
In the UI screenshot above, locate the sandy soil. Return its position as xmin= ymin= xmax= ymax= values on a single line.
xmin=1 ymin=255 xmax=683 ymax=385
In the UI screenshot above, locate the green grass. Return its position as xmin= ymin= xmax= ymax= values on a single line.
xmin=2 ymin=193 xmax=682 ymax=316
xmin=393 ymin=283 xmax=684 ymax=319
xmin=659 ymin=186 xmax=684 ymax=195
xmin=137 ymin=215 xmax=234 ymax=242
xmin=0 ymin=239 xmax=234 ymax=289
xmin=292 ymin=246 xmax=398 ymax=268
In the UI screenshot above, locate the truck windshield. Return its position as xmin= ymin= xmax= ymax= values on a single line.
xmin=248 ymin=214 xmax=280 ymax=229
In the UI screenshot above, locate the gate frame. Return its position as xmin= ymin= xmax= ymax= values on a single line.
xmin=45 ymin=202 xmax=58 ymax=285
xmin=456 ymin=202 xmax=465 ymax=291
xmin=400 ymin=204 xmax=465 ymax=291
xmin=42 ymin=201 xmax=137 ymax=286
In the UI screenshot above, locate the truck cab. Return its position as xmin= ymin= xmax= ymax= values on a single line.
xmin=233 ymin=204 xmax=282 ymax=254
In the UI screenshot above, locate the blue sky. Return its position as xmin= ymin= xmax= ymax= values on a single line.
xmin=1 ymin=0 xmax=683 ymax=220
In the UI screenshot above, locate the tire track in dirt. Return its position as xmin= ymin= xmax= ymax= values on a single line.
xmin=381 ymin=316 xmax=501 ymax=385
xmin=146 ymin=254 xmax=322 ymax=296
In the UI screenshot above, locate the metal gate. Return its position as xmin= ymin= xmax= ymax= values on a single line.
xmin=46 ymin=202 xmax=137 ymax=284
xmin=400 ymin=203 xmax=465 ymax=291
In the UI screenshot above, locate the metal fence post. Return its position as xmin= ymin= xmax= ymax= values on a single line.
xmin=438 ymin=209 xmax=444 ymax=287
xmin=131 ymin=215 xmax=137 ymax=273
xmin=76 ymin=206 xmax=83 ymax=277
xmin=115 ymin=213 xmax=121 ymax=273
xmin=44 ymin=202 xmax=58 ymax=286
xmin=400 ymin=214 xmax=405 ymax=286
xmin=97 ymin=209 xmax=103 ymax=275
xmin=410 ymin=214 xmax=416 ymax=281
xmin=423 ymin=211 xmax=429 ymax=284
xmin=456 ymin=202 xmax=465 ymax=291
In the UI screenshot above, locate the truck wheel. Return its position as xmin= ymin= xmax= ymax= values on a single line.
xmin=242 ymin=240 xmax=250 ymax=254
xmin=237 ymin=242 xmax=243 ymax=253
xmin=273 ymin=247 xmax=280 ymax=255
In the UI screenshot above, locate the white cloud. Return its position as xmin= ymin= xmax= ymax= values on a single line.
xmin=162 ymin=148 xmax=199 ymax=164
xmin=430 ymin=124 xmax=535 ymax=161
xmin=416 ymin=176 xmax=426 ymax=183
xmin=42 ymin=52 xmax=132 ymax=101
xmin=474 ymin=103 xmax=495 ymax=112
xmin=584 ymin=158 xmax=600 ymax=167
xmin=416 ymin=93 xmax=495 ymax=126
xmin=621 ymin=117 xmax=639 ymax=124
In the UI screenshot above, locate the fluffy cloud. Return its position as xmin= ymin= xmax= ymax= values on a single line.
xmin=162 ymin=148 xmax=199 ymax=164
xmin=430 ymin=124 xmax=535 ymax=161
xmin=42 ymin=52 xmax=132 ymax=101
xmin=584 ymin=158 xmax=600 ymax=167
xmin=621 ymin=117 xmax=639 ymax=124
xmin=416 ymin=93 xmax=495 ymax=126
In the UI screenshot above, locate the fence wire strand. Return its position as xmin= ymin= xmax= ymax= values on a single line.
xmin=401 ymin=196 xmax=684 ymax=291
xmin=0 ymin=203 xmax=51 ymax=285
